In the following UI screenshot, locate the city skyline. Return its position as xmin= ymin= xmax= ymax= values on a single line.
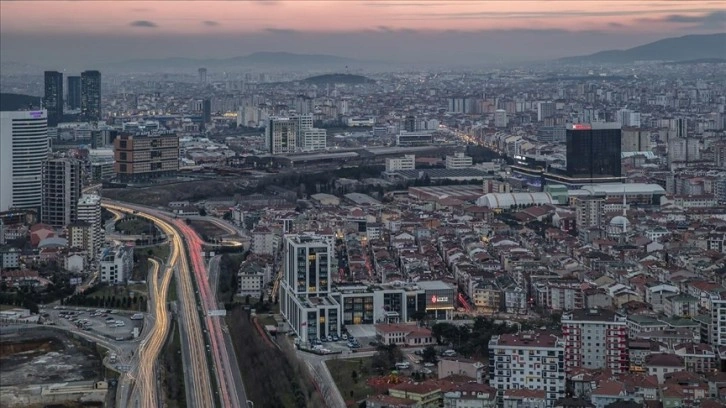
xmin=1 ymin=1 xmax=724 ymax=68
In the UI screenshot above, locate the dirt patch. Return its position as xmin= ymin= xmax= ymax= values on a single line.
xmin=0 ymin=328 xmax=102 ymax=386
xmin=189 ymin=220 xmax=228 ymax=240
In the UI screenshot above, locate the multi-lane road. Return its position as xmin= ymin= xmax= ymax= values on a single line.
xmin=103 ymin=201 xmax=216 ymax=408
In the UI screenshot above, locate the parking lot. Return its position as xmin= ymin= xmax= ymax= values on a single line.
xmin=42 ymin=306 xmax=143 ymax=341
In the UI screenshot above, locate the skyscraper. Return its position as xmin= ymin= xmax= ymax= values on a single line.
xmin=202 ymin=99 xmax=212 ymax=125
xmin=404 ymin=115 xmax=416 ymax=132
xmin=537 ymin=101 xmax=555 ymax=121
xmin=44 ymin=71 xmax=63 ymax=126
xmin=81 ymin=70 xmax=102 ymax=121
xmin=198 ymin=67 xmax=207 ymax=84
xmin=41 ymin=158 xmax=82 ymax=228
xmin=67 ymin=76 xmax=81 ymax=110
xmin=0 ymin=110 xmax=49 ymax=212
xmin=565 ymin=123 xmax=622 ymax=180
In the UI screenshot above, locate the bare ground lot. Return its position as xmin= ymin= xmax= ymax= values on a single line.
xmin=189 ymin=220 xmax=229 ymax=240
xmin=0 ymin=328 xmax=102 ymax=386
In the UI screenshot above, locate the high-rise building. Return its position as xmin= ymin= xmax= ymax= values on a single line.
xmin=279 ymin=234 xmax=340 ymax=342
xmin=404 ymin=115 xmax=416 ymax=132
xmin=265 ymin=117 xmax=298 ymax=154
xmin=494 ymin=109 xmax=508 ymax=128
xmin=67 ymin=76 xmax=82 ymax=110
xmin=562 ymin=309 xmax=629 ymax=374
xmin=575 ymin=196 xmax=604 ymax=232
xmin=488 ymin=332 xmax=566 ymax=407
xmin=198 ymin=67 xmax=207 ymax=84
xmin=68 ymin=221 xmax=95 ymax=258
xmin=301 ymin=129 xmax=327 ymax=152
xmin=77 ymin=194 xmax=102 ymax=258
xmin=617 ymin=109 xmax=641 ymax=128
xmin=41 ymin=158 xmax=82 ymax=228
xmin=81 ymin=70 xmax=102 ymax=121
xmin=565 ymin=123 xmax=621 ymax=180
xmin=113 ymin=132 xmax=180 ymax=182
xmin=202 ymin=99 xmax=212 ymax=125
xmin=43 ymin=71 xmax=63 ymax=126
xmin=0 ymin=110 xmax=49 ymax=212
xmin=621 ymin=128 xmax=650 ymax=152
xmin=537 ymin=102 xmax=556 ymax=121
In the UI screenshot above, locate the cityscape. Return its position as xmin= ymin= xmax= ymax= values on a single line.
xmin=1 ymin=1 xmax=726 ymax=408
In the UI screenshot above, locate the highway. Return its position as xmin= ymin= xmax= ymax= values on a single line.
xmin=175 ymin=219 xmax=242 ymax=408
xmin=103 ymin=202 xmax=215 ymax=408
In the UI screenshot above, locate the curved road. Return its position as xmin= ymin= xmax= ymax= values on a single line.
xmin=103 ymin=202 xmax=215 ymax=408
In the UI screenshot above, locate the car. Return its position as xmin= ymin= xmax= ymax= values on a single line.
xmin=105 ymin=317 xmax=115 ymax=321
xmin=341 ymin=334 xmax=348 ymax=340
xmin=332 ymin=334 xmax=340 ymax=341
xmin=326 ymin=336 xmax=333 ymax=342
xmin=421 ymin=368 xmax=432 ymax=374
xmin=424 ymin=362 xmax=435 ymax=367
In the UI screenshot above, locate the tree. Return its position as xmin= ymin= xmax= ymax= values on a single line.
xmin=422 ymin=346 xmax=438 ymax=364
xmin=351 ymin=370 xmax=358 ymax=384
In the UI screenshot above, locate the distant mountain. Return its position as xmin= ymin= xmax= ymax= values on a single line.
xmin=302 ymin=73 xmax=374 ymax=85
xmin=0 ymin=93 xmax=41 ymax=111
xmin=112 ymin=52 xmax=361 ymax=71
xmin=560 ymin=33 xmax=726 ymax=63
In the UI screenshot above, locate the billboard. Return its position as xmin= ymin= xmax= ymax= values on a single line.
xmin=425 ymin=288 xmax=455 ymax=310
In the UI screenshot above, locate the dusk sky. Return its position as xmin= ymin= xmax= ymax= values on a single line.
xmin=1 ymin=1 xmax=724 ymax=68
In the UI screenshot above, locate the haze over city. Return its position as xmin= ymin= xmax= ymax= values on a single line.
xmin=1 ymin=0 xmax=725 ymax=68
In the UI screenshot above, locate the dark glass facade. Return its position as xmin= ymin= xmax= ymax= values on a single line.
xmin=566 ymin=127 xmax=621 ymax=179
xmin=67 ymin=76 xmax=81 ymax=110
xmin=44 ymin=71 xmax=63 ymax=126
xmin=81 ymin=70 xmax=102 ymax=121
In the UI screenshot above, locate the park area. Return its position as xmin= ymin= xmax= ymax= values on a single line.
xmin=325 ymin=358 xmax=375 ymax=405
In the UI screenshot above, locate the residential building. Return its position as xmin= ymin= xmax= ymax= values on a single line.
xmin=446 ymin=153 xmax=473 ymax=169
xmin=99 ymin=245 xmax=133 ymax=284
xmin=0 ymin=110 xmax=49 ymax=212
xmin=41 ymin=158 xmax=82 ymax=228
xmin=251 ymin=227 xmax=278 ymax=255
xmin=397 ymin=131 xmax=434 ymax=146
xmin=0 ymin=248 xmax=20 ymax=269
xmin=67 ymin=221 xmax=94 ymax=258
xmin=113 ymin=132 xmax=180 ymax=182
xmin=80 ymin=70 xmax=102 ymax=121
xmin=538 ymin=102 xmax=556 ymax=121
xmin=561 ymin=309 xmax=628 ymax=374
xmin=488 ymin=332 xmax=566 ymax=407
xmin=77 ymin=194 xmax=102 ymax=258
xmin=575 ymin=197 xmax=604 ymax=231
xmin=621 ymin=128 xmax=650 ymax=152
xmin=494 ymin=109 xmax=508 ymax=128
xmin=643 ymin=353 xmax=685 ymax=384
xmin=386 ymin=155 xmax=416 ymax=172
xmin=438 ymin=358 xmax=486 ymax=383
xmin=300 ymin=128 xmax=327 ymax=151
xmin=43 ymin=71 xmax=63 ymax=126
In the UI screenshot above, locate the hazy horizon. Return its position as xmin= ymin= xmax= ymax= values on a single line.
xmin=1 ymin=1 xmax=724 ymax=70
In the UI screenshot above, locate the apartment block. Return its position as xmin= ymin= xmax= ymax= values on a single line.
xmin=113 ymin=132 xmax=180 ymax=182
xmin=562 ymin=308 xmax=629 ymax=374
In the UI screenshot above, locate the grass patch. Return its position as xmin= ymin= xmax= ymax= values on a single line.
xmin=167 ymin=275 xmax=178 ymax=302
xmin=161 ymin=319 xmax=186 ymax=408
xmin=326 ymin=358 xmax=375 ymax=405
xmin=82 ymin=284 xmax=146 ymax=311
xmin=131 ymin=244 xmax=171 ymax=281
xmin=116 ymin=218 xmax=156 ymax=235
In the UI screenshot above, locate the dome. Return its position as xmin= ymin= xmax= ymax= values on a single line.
xmin=609 ymin=216 xmax=630 ymax=227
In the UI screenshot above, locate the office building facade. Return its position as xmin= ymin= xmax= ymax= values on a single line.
xmin=265 ymin=117 xmax=298 ymax=154
xmin=565 ymin=123 xmax=621 ymax=180
xmin=114 ymin=132 xmax=180 ymax=182
xmin=385 ymin=155 xmax=416 ymax=172
xmin=67 ymin=76 xmax=82 ymax=110
xmin=81 ymin=70 xmax=102 ymax=121
xmin=41 ymin=158 xmax=82 ymax=228
xmin=279 ymin=234 xmax=340 ymax=342
xmin=43 ymin=71 xmax=63 ymax=126
xmin=0 ymin=110 xmax=49 ymax=212
xmin=445 ymin=152 xmax=473 ymax=169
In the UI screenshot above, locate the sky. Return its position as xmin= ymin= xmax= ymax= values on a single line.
xmin=1 ymin=0 xmax=724 ymax=69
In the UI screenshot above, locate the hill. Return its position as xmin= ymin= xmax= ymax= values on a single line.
xmin=112 ymin=52 xmax=359 ymax=71
xmin=0 ymin=93 xmax=41 ymax=111
xmin=560 ymin=33 xmax=726 ymax=63
xmin=302 ymin=73 xmax=373 ymax=85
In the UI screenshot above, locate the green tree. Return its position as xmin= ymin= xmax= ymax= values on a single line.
xmin=422 ymin=346 xmax=438 ymax=364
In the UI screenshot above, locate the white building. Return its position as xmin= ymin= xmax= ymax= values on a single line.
xmin=301 ymin=128 xmax=327 ymax=152
xmin=617 ymin=109 xmax=641 ymax=128
xmin=68 ymin=221 xmax=94 ymax=258
xmin=709 ymin=293 xmax=726 ymax=346
xmin=279 ymin=233 xmax=340 ymax=342
xmin=445 ymin=152 xmax=473 ymax=169
xmin=0 ymin=110 xmax=49 ymax=212
xmin=489 ymin=332 xmax=565 ymax=407
xmin=494 ymin=109 xmax=508 ymax=128
xmin=561 ymin=309 xmax=629 ymax=374
xmin=251 ymin=227 xmax=279 ymax=256
xmin=537 ymin=102 xmax=555 ymax=121
xmin=238 ymin=271 xmax=265 ymax=297
xmin=99 ymin=245 xmax=133 ymax=284
xmin=385 ymin=155 xmax=416 ymax=172
xmin=0 ymin=248 xmax=20 ymax=269
xmin=77 ymin=194 xmax=103 ymax=258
